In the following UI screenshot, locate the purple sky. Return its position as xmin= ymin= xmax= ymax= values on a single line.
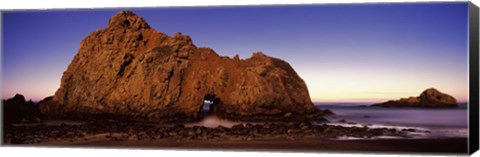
xmin=2 ymin=2 xmax=469 ymax=102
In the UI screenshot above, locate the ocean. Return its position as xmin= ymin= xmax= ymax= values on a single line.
xmin=316 ymin=103 xmax=468 ymax=139
xmin=187 ymin=102 xmax=469 ymax=139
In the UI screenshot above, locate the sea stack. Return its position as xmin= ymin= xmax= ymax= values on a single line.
xmin=39 ymin=11 xmax=328 ymax=122
xmin=371 ymin=88 xmax=458 ymax=108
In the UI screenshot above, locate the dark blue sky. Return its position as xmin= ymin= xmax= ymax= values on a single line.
xmin=2 ymin=2 xmax=469 ymax=102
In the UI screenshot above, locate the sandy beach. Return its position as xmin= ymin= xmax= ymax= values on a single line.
xmin=27 ymin=136 xmax=467 ymax=154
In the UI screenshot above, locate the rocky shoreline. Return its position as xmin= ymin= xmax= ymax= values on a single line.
xmin=3 ymin=120 xmax=411 ymax=145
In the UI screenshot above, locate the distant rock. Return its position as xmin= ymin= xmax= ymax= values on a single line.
xmin=3 ymin=94 xmax=41 ymax=124
xmin=40 ymin=11 xmax=330 ymax=122
xmin=371 ymin=88 xmax=458 ymax=108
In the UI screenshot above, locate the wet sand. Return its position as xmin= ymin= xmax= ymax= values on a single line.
xmin=34 ymin=136 xmax=467 ymax=154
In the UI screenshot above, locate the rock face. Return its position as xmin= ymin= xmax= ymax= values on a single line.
xmin=3 ymin=94 xmax=41 ymax=124
xmin=40 ymin=11 xmax=328 ymax=122
xmin=371 ymin=88 xmax=458 ymax=108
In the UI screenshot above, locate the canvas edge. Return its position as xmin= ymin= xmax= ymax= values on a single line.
xmin=468 ymin=1 xmax=480 ymax=155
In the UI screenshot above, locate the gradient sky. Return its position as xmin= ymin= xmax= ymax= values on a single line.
xmin=2 ymin=2 xmax=469 ymax=102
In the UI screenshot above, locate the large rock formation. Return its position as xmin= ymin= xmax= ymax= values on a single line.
xmin=3 ymin=94 xmax=41 ymax=124
xmin=40 ymin=11 xmax=329 ymax=122
xmin=371 ymin=88 xmax=458 ymax=108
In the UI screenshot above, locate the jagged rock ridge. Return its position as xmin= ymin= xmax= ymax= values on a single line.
xmin=371 ymin=88 xmax=458 ymax=108
xmin=40 ymin=11 xmax=329 ymax=122
xmin=3 ymin=94 xmax=41 ymax=124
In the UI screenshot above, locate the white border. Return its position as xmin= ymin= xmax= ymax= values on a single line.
xmin=0 ymin=0 xmax=478 ymax=157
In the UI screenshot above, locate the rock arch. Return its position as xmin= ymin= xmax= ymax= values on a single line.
xmin=40 ymin=11 xmax=330 ymax=122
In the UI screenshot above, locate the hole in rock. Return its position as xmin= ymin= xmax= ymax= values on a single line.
xmin=202 ymin=94 xmax=220 ymax=115
xmin=203 ymin=100 xmax=214 ymax=114
xmin=185 ymin=94 xmax=241 ymax=128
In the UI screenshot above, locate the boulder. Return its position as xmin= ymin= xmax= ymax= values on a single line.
xmin=371 ymin=88 xmax=458 ymax=108
xmin=39 ymin=11 xmax=329 ymax=122
xmin=3 ymin=94 xmax=41 ymax=124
